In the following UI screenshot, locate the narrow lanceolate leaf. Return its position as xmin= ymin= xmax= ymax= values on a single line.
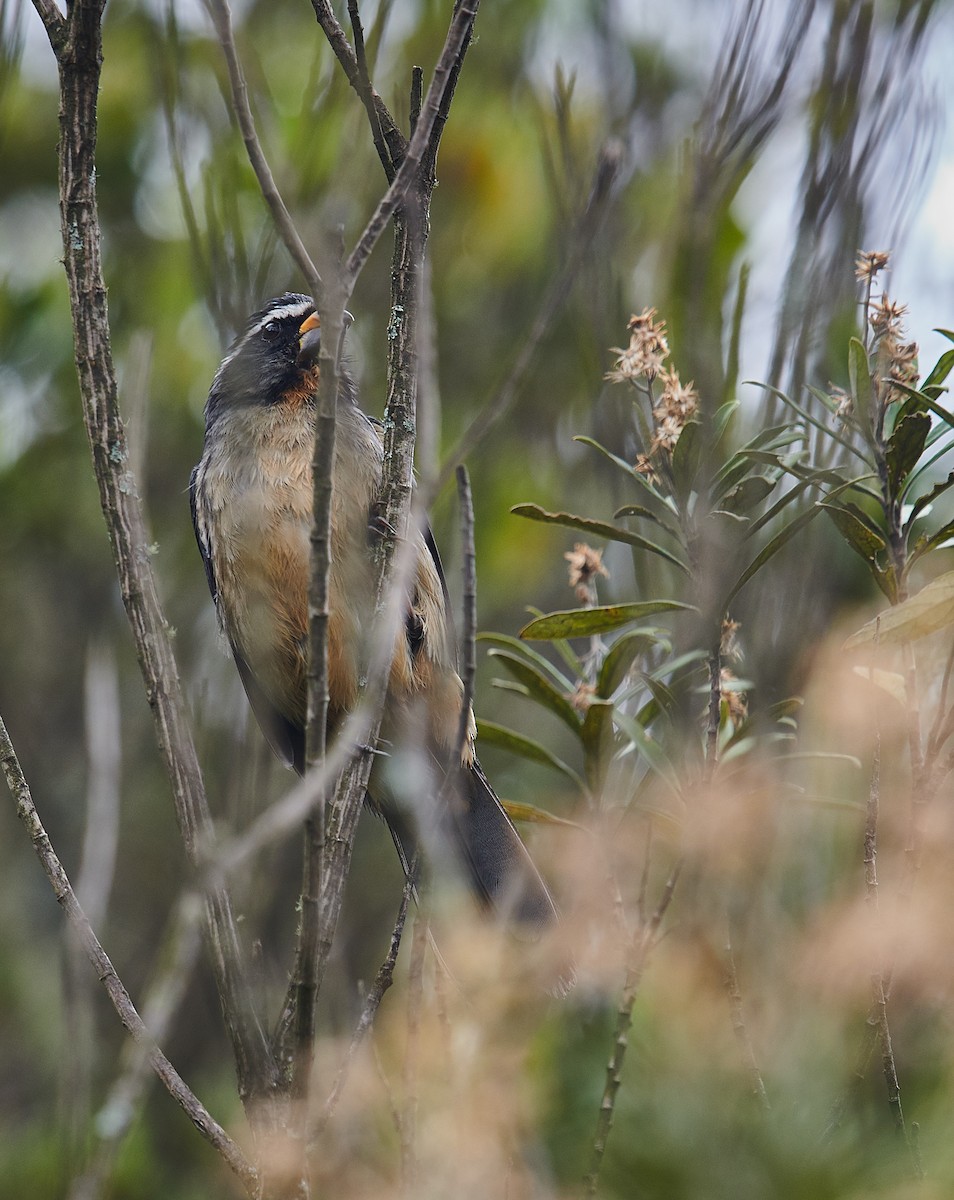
xmin=613 ymin=503 xmax=681 ymax=536
xmin=905 ymin=472 xmax=954 ymax=530
xmin=844 ymin=570 xmax=954 ymax=648
xmin=520 ymin=600 xmax=694 ymax=641
xmin=820 ymin=502 xmax=887 ymax=563
xmin=613 ymin=711 xmax=684 ymax=802
xmin=596 ymin=627 xmax=671 ymax=698
xmin=885 ymin=410 xmax=930 ymax=495
xmin=720 ymin=474 xmax=777 ymax=515
xmin=910 ymin=518 xmax=954 ymax=566
xmin=476 ymin=633 xmax=574 ymax=690
xmin=487 ymin=649 xmax=582 ymax=734
xmin=848 ymin=336 xmax=874 ymax=439
xmin=574 ymin=436 xmax=676 ymax=514
xmin=500 ymin=801 xmax=586 ymax=830
xmin=581 ymin=699 xmax=616 ymax=793
xmin=725 ymin=502 xmax=825 ymax=605
xmin=671 ymin=420 xmax=702 ymax=504
xmin=477 ymin=719 xmax=586 ymax=792
xmin=510 ymin=504 xmax=688 ymax=572
xmin=922 ymin=347 xmax=954 ymax=391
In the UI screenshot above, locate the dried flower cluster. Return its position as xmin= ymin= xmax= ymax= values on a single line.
xmin=720 ymin=668 xmax=748 ymax=723
xmin=565 ymin=541 xmax=609 ymax=603
xmin=606 ymin=307 xmax=670 ymax=383
xmin=650 ymin=367 xmax=699 ymax=454
xmin=607 ymin=308 xmax=699 ymax=464
xmin=855 ymin=249 xmax=919 ymax=402
xmin=855 ymin=249 xmax=890 ymax=281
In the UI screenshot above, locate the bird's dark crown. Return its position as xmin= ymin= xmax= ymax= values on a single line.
xmin=205 ymin=293 xmax=317 ymax=423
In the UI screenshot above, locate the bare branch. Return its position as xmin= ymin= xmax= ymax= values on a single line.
xmin=67 ymin=893 xmax=205 ymax=1200
xmin=0 ymin=714 xmax=259 ymax=1196
xmin=310 ymin=0 xmax=406 ymax=173
xmin=348 ymin=0 xmax=395 ymax=181
xmin=585 ymin=859 xmax=683 ymax=1196
xmin=204 ymin=0 xmax=322 ymax=301
xmin=39 ymin=0 xmax=272 ymax=1107
xmin=311 ymin=873 xmax=414 ymax=1140
xmin=29 ymin=0 xmax=66 ymax=49
xmin=343 ymin=0 xmax=479 ymax=288
xmin=455 ymin=465 xmax=477 ymax=758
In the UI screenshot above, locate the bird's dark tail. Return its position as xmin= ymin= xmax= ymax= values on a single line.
xmin=452 ymin=759 xmax=558 ymax=931
xmin=374 ymin=758 xmax=558 ymax=933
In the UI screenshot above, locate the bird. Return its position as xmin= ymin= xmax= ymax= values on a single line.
xmin=190 ymin=292 xmax=558 ymax=930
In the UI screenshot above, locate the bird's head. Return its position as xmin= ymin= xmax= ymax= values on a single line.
xmin=205 ymin=293 xmax=329 ymax=421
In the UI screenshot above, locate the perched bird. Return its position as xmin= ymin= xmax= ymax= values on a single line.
xmin=191 ymin=293 xmax=557 ymax=929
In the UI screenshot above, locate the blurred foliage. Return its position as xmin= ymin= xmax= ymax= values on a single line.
xmin=2 ymin=0 xmax=954 ymax=1197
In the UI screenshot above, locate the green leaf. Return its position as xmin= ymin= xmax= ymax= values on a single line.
xmin=596 ymin=627 xmax=670 ymax=698
xmin=581 ymin=699 xmax=616 ymax=792
xmin=487 ymin=649 xmax=581 ymax=734
xmin=720 ymin=475 xmax=777 ymax=514
xmin=499 ymin=801 xmax=585 ymax=830
xmin=885 ymin=410 xmax=931 ymax=495
xmin=844 ymin=570 xmax=954 ymax=648
xmin=510 ymin=504 xmax=689 ymax=572
xmin=613 ymin=711 xmax=684 ymax=801
xmin=520 ymin=600 xmax=695 ymax=640
xmin=922 ymin=347 xmax=954 ymax=391
xmin=477 ymin=719 xmax=586 ymax=792
xmin=848 ymin=336 xmax=874 ymax=439
xmin=725 ymin=502 xmax=825 ymax=605
xmin=477 ymin=633 xmax=573 ymax=690
xmin=573 ymin=436 xmax=675 ymax=516
xmin=889 ymin=381 xmax=954 ymax=430
xmin=671 ymin=420 xmax=702 ymax=503
xmin=905 ymin=471 xmax=954 ymax=530
xmin=712 ymin=399 xmax=740 ymax=448
xmin=613 ymin=503 xmax=680 ymax=536
xmin=820 ymin=501 xmax=887 ymax=563
xmin=910 ymin=518 xmax=954 ymax=566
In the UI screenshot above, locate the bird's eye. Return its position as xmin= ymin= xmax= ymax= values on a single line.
xmin=261 ymin=319 xmax=280 ymax=341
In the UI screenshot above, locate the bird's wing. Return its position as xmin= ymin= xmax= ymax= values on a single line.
xmin=190 ymin=465 xmax=305 ymax=774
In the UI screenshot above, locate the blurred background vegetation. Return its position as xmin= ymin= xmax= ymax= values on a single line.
xmin=2 ymin=0 xmax=954 ymax=1196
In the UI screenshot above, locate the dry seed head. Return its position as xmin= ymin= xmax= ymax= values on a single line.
xmin=565 ymin=541 xmax=609 ymax=602
xmin=606 ymin=307 xmax=670 ymax=383
xmin=869 ymin=293 xmax=908 ymax=340
xmin=855 ymin=249 xmax=890 ymax=281
xmin=720 ymin=618 xmax=742 ymax=663
xmin=720 ymin=668 xmax=748 ymax=723
xmin=633 ymin=453 xmax=660 ymax=484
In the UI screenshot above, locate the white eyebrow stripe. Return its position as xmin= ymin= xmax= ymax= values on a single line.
xmin=213 ymin=299 xmax=315 ymax=377
xmin=250 ymin=301 xmax=315 ymax=332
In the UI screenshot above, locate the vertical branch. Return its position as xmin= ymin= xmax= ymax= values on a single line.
xmin=31 ymin=0 xmax=271 ymax=1107
xmin=455 ymin=465 xmax=477 ymax=756
xmin=0 ymin=713 xmax=258 ymax=1195
xmin=585 ymin=861 xmax=682 ymax=1196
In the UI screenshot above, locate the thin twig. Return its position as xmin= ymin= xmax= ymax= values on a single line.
xmin=584 ymin=859 xmax=683 ymax=1196
xmin=310 ymin=0 xmax=407 ymax=172
xmin=343 ymin=0 xmax=479 ymax=287
xmin=0 ymin=714 xmax=258 ymax=1196
xmin=724 ymin=921 xmax=770 ymax=1110
xmin=36 ymin=0 xmax=271 ymax=1107
xmin=400 ymin=906 xmax=428 ymax=1194
xmin=455 ymin=465 xmax=477 ymax=758
xmin=67 ymin=892 xmax=206 ymax=1200
xmin=348 ymin=0 xmax=395 ymax=181
xmin=311 ymin=872 xmax=415 ymax=1140
xmin=204 ymin=0 xmax=322 ymax=300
